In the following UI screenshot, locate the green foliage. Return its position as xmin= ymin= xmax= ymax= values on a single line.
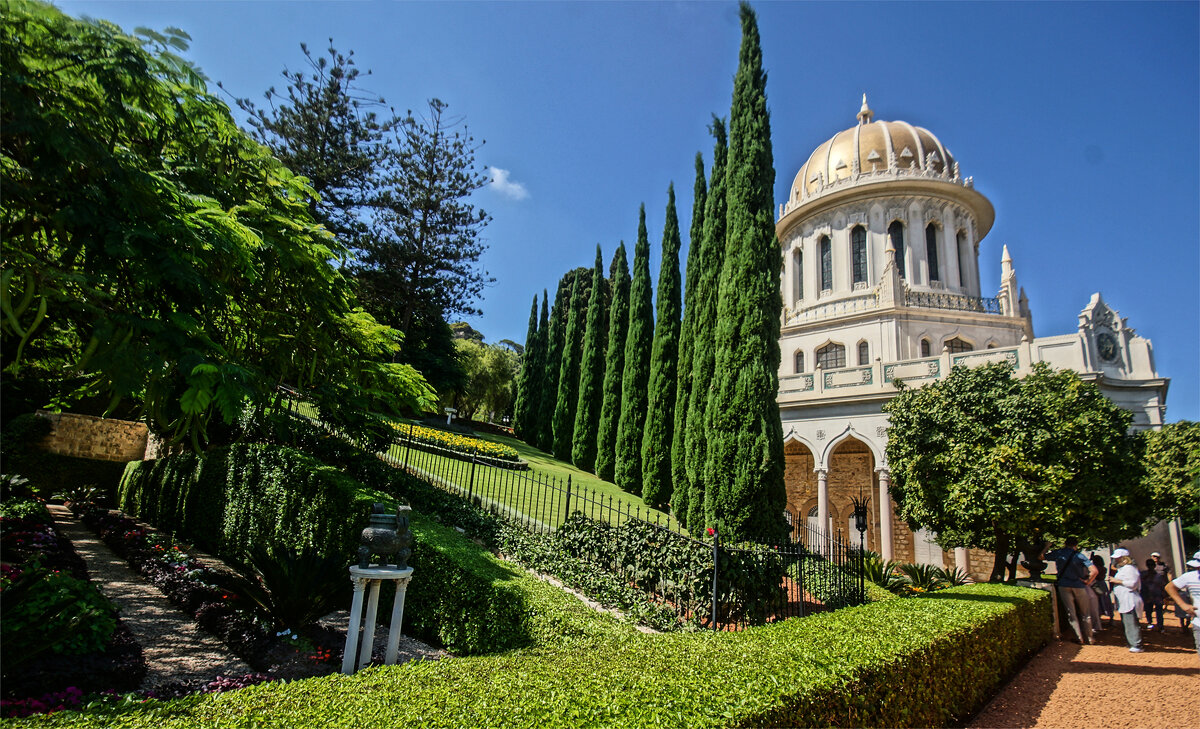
xmin=35 ymin=584 xmax=1050 ymax=728
xmin=614 ymin=207 xmax=654 ymax=495
xmin=594 ymin=245 xmax=630 ymax=482
xmin=0 ymin=566 xmax=118 ymax=669
xmin=441 ymin=337 xmax=519 ymax=421
xmin=118 ymin=444 xmax=374 ymax=567
xmin=1 ymin=495 xmax=49 ymax=522
xmin=1143 ymin=420 xmax=1200 ymax=520
xmin=702 ymin=4 xmax=785 ymax=543
xmin=571 ymin=247 xmax=610 ymax=472
xmin=671 ymin=153 xmax=706 ymax=515
xmin=677 ymin=117 xmax=727 ymax=534
xmin=551 ymin=273 xmax=589 ymax=460
xmin=0 ymin=2 xmax=434 ymax=445
xmin=512 ymin=296 xmax=542 ymax=441
xmin=884 ymin=362 xmax=1149 ymax=580
xmin=536 ymin=274 xmax=574 ymax=452
xmin=640 ymin=185 xmax=682 ymax=509
xmin=226 ymin=546 xmax=350 ymax=633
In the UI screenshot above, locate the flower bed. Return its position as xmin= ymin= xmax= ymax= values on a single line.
xmin=388 ymin=422 xmax=523 ymax=464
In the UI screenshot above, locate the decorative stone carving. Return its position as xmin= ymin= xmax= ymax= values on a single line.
xmin=876 ymin=426 xmax=887 ymax=438
xmin=358 ymin=503 xmax=413 ymax=570
xmin=816 ymin=429 xmax=826 ymax=440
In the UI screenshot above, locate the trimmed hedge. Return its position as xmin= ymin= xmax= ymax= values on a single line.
xmin=118 ymin=445 xmax=373 ymax=568
xmin=18 ymin=583 xmax=1050 ymax=728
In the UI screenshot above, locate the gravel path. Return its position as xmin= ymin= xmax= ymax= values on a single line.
xmin=968 ymin=620 xmax=1199 ymax=728
xmin=48 ymin=505 xmax=255 ymax=688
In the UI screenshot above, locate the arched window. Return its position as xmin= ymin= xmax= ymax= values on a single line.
xmin=857 ymin=340 xmax=870 ymax=366
xmin=793 ymin=249 xmax=804 ymax=302
xmin=888 ymin=221 xmax=906 ymax=279
xmin=794 ymin=350 xmax=805 ymax=373
xmin=819 ymin=236 xmax=832 ymax=292
xmin=986 ymin=342 xmax=997 ymax=350
xmin=956 ymin=231 xmax=969 ymax=289
xmin=851 ymin=225 xmax=867 ymax=285
xmin=925 ymin=224 xmax=940 ymax=282
xmin=920 ymin=338 xmax=931 ymax=358
xmin=946 ymin=337 xmax=973 ymax=354
xmin=816 ymin=342 xmax=846 ymax=370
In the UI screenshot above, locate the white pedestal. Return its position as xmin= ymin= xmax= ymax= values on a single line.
xmin=341 ymin=565 xmax=414 ymax=675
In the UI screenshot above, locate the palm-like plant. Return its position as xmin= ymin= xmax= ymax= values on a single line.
xmin=859 ymin=553 xmax=907 ymax=593
xmin=934 ymin=566 xmax=971 ymax=587
xmin=898 ymin=562 xmax=947 ymax=593
xmin=226 ymin=546 xmax=350 ymax=632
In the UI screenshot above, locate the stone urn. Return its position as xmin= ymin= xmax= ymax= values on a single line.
xmin=358 ymin=503 xmax=413 ymax=569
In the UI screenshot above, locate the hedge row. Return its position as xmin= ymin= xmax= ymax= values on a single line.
xmin=20 ymin=583 xmax=1050 ymax=728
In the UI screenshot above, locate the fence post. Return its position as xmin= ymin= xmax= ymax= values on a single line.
xmin=563 ymin=475 xmax=572 ymax=526
xmin=403 ymin=422 xmax=413 ymax=471
xmin=467 ymin=452 xmax=477 ymax=503
xmin=711 ymin=530 xmax=720 ymax=631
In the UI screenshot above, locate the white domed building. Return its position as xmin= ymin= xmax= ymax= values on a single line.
xmin=774 ymin=96 xmax=1176 ymax=577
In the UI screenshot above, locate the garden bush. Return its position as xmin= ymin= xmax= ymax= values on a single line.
xmin=18 ymin=583 xmax=1050 ymax=728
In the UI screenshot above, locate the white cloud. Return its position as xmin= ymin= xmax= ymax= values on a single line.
xmin=488 ymin=167 xmax=529 ymax=201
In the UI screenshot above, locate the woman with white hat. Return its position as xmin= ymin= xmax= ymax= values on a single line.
xmin=1164 ymin=550 xmax=1200 ymax=659
xmin=1106 ymin=548 xmax=1145 ymax=652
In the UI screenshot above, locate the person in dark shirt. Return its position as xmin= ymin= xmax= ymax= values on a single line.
xmin=1042 ymin=537 xmax=1100 ymax=644
xmin=1141 ymin=557 xmax=1167 ymax=630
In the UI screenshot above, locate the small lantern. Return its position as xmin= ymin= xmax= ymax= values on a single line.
xmin=851 ymin=495 xmax=870 ymax=535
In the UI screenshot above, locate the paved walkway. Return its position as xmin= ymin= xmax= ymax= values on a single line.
xmin=48 ymin=505 xmax=254 ymax=688
xmin=968 ymin=620 xmax=1199 ymax=728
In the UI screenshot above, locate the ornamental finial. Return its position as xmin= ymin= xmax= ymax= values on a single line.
xmin=857 ymin=93 xmax=874 ymax=125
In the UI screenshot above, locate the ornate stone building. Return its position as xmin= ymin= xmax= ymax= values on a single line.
xmin=774 ymin=97 xmax=1175 ymax=578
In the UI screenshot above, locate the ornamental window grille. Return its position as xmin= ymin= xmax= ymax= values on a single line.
xmin=851 ymin=225 xmax=868 ymax=285
xmin=793 ymin=249 xmax=804 ymax=302
xmin=817 ymin=342 xmax=846 ymax=370
xmin=794 ymin=350 xmax=805 ymax=373
xmin=926 ymin=224 xmax=940 ymax=282
xmin=888 ymin=221 xmax=906 ymax=279
xmin=946 ymin=337 xmax=973 ymax=354
xmin=857 ymin=341 xmax=870 ymax=366
xmin=819 ymin=236 xmax=833 ymax=292
xmin=920 ymin=338 xmax=931 ymax=357
xmin=956 ymin=231 xmax=969 ymax=289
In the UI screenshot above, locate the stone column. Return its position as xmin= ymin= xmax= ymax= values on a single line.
xmin=877 ymin=468 xmax=894 ymax=562
xmin=955 ymin=548 xmax=971 ymax=579
xmin=816 ymin=468 xmax=829 ymax=553
xmin=341 ymin=576 xmax=368 ymax=675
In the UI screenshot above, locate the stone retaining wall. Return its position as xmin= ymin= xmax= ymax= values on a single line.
xmin=35 ymin=411 xmax=148 ymax=462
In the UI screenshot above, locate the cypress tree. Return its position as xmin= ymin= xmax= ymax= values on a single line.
xmin=512 ymin=295 xmax=541 ymax=441
xmin=614 ymin=206 xmax=654 ymax=494
xmin=670 ymin=153 xmax=706 ymax=517
xmin=594 ymin=243 xmax=630 ymax=482
xmin=641 ymin=185 xmax=683 ymax=508
xmin=537 ymin=275 xmax=573 ymax=452
xmin=703 ymin=2 xmax=786 ymax=543
xmin=529 ymin=291 xmax=550 ymax=442
xmin=552 ymin=268 xmax=591 ymax=460
xmin=679 ymin=117 xmax=728 ymax=533
xmin=572 ymin=246 xmax=609 ymax=471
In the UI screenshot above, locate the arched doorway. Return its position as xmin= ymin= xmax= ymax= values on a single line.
xmin=827 ymin=437 xmax=878 ymax=552
xmin=783 ymin=439 xmax=817 ymax=541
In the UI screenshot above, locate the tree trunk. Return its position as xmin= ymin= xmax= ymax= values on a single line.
xmin=989 ymin=529 xmax=1011 ymax=582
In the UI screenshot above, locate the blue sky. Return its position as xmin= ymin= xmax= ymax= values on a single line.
xmin=57 ymin=1 xmax=1199 ymax=422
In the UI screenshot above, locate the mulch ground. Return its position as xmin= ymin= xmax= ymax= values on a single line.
xmin=967 ymin=619 xmax=1199 ymax=728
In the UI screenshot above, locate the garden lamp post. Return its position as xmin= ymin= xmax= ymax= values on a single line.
xmin=851 ymin=487 xmax=870 ymax=604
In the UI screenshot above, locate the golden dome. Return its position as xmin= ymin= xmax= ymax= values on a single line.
xmin=791 ymin=95 xmax=958 ymax=203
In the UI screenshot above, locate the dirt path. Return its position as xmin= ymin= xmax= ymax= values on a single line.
xmin=968 ymin=619 xmax=1199 ymax=728
xmin=48 ymin=505 xmax=255 ymax=688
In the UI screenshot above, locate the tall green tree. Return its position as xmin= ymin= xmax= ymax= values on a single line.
xmin=442 ymin=338 xmax=519 ymax=421
xmin=641 ymin=186 xmax=683 ymax=508
xmin=512 ymin=295 xmax=541 ymax=439
xmin=536 ymin=275 xmax=573 ymax=451
xmin=885 ymin=362 xmax=1150 ymax=582
xmin=552 ymin=268 xmax=592 ymax=460
xmin=595 ymin=243 xmax=630 ymax=482
xmin=614 ymin=207 xmax=654 ymax=494
xmin=671 ymin=153 xmax=707 ymax=513
xmin=678 ymin=118 xmax=728 ymax=532
xmin=1143 ymin=420 xmax=1200 ymax=531
xmin=572 ymin=246 xmax=610 ymax=471
xmin=703 ymin=3 xmax=786 ymax=543
xmin=0 ymin=2 xmax=434 ymax=448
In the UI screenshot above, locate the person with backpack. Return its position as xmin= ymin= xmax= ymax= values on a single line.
xmin=1041 ymin=537 xmax=1100 ymax=644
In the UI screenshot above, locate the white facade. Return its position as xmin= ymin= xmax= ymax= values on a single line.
xmin=774 ymin=98 xmax=1174 ymax=577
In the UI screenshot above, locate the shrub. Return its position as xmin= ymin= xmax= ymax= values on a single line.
xmin=1 ymin=496 xmax=50 ymax=523
xmin=33 ymin=584 xmax=1050 ymax=728
xmin=387 ymin=421 xmax=521 ymax=463
xmin=228 ymin=546 xmax=350 ymax=632
xmin=0 ymin=566 xmax=118 ymax=668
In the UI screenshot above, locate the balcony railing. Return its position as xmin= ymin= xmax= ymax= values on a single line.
xmin=905 ymin=290 xmax=1002 ymax=314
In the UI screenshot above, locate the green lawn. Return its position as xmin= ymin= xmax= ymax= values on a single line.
xmin=382 ymin=429 xmax=685 ymax=534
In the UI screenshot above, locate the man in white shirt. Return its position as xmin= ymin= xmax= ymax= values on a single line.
xmin=1164 ymin=550 xmax=1200 ymax=659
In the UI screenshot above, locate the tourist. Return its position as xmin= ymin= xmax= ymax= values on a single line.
xmin=1042 ymin=538 xmax=1099 ymax=644
xmin=1090 ymin=552 xmax=1115 ymax=626
xmin=1106 ymin=548 xmax=1144 ymax=653
xmin=1164 ymin=551 xmax=1200 ymax=658
xmin=1140 ymin=557 xmax=1167 ymax=630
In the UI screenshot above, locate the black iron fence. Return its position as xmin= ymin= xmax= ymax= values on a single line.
xmin=278 ymin=395 xmax=866 ymax=629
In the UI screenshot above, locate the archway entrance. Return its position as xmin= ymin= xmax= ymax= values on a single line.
xmin=827 ymin=437 xmax=878 ymax=552
xmin=783 ymin=439 xmax=817 ymax=541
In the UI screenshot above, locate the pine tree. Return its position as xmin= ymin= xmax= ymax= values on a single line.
xmin=670 ymin=153 xmax=707 ymax=518
xmin=529 ymin=291 xmax=550 ymax=444
xmin=703 ymin=2 xmax=786 ymax=543
xmin=679 ymin=118 xmax=728 ymax=533
xmin=641 ymin=186 xmax=683 ymax=508
xmin=512 ymin=295 xmax=541 ymax=441
xmin=595 ymin=243 xmax=630 ymax=482
xmin=537 ymin=275 xmax=573 ymax=452
xmin=552 ymin=268 xmax=592 ymax=460
xmin=614 ymin=206 xmax=654 ymax=494
xmin=571 ymin=246 xmax=610 ymax=471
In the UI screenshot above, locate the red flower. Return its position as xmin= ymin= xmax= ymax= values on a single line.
xmin=706 ymin=527 xmax=715 ymax=536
